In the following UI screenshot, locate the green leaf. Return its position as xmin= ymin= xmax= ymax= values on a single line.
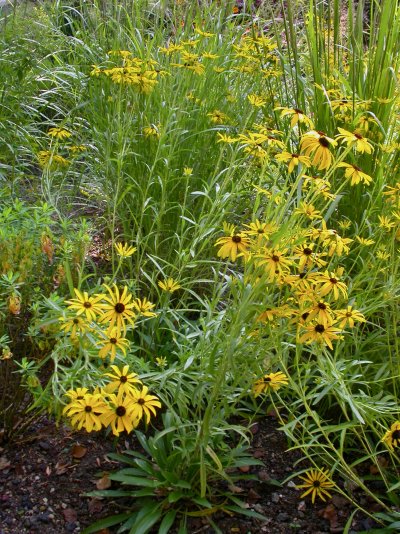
xmin=110 ymin=473 xmax=159 ymax=487
xmin=224 ymin=504 xmax=267 ymax=521
xmin=81 ymin=512 xmax=132 ymax=534
xmin=168 ymin=490 xmax=186 ymax=503
xmin=158 ymin=510 xmax=177 ymax=534
xmin=129 ymin=503 xmax=162 ymax=534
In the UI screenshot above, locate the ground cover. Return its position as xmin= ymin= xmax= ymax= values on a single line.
xmin=1 ymin=0 xmax=400 ymax=532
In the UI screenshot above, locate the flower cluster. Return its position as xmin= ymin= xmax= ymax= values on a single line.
xmin=63 ymin=365 xmax=161 ymax=435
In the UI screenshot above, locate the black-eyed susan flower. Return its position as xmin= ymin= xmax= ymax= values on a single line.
xmin=378 ymin=215 xmax=396 ymax=232
xmin=63 ymin=393 xmax=107 ymax=433
xmin=252 ymin=371 xmax=289 ymax=397
xmin=381 ymin=421 xmax=400 ymax=450
xmin=305 ymin=300 xmax=335 ymax=327
xmin=296 ymin=469 xmax=335 ymax=503
xmin=275 ymin=107 xmax=314 ymax=129
xmin=143 ymin=125 xmax=161 ymax=138
xmin=299 ymin=322 xmax=342 ymax=350
xmin=248 ymin=94 xmax=267 ymax=107
xmin=37 ymin=150 xmax=69 ymax=168
xmin=104 ymin=364 xmax=142 ymax=395
xmin=128 ymin=385 xmax=162 ymax=424
xmin=300 ymin=130 xmax=337 ymax=170
xmin=66 ymin=288 xmax=105 ymax=322
xmin=314 ymin=270 xmax=348 ymax=301
xmin=158 ymin=277 xmax=181 ymax=293
xmin=100 ymin=392 xmax=139 ymax=436
xmin=47 ymin=127 xmax=72 ymax=140
xmin=59 ymin=315 xmax=91 ymax=339
xmin=98 ymin=327 xmax=129 ymax=361
xmin=99 ymin=284 xmax=136 ymax=333
xmin=356 ymin=236 xmax=375 ymax=246
xmin=275 ymin=151 xmax=311 ymax=173
xmin=293 ymin=244 xmax=327 ymax=271
xmin=336 ymin=128 xmax=373 ymax=153
xmin=207 ymin=110 xmax=230 ymax=124
xmin=256 ymin=247 xmax=292 ymax=282
xmin=8 ymin=295 xmax=21 ymax=315
xmin=294 ymin=202 xmax=322 ymax=220
xmin=334 ymin=306 xmax=365 ymax=329
xmin=133 ymin=297 xmax=157 ymax=318
xmin=65 ymin=387 xmax=89 ymax=401
xmin=337 ymin=163 xmax=372 ymax=186
xmin=215 ymin=230 xmax=250 ymax=262
xmin=114 ymin=242 xmax=137 ymax=258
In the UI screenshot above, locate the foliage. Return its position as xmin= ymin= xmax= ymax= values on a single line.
xmin=1 ymin=0 xmax=400 ymax=530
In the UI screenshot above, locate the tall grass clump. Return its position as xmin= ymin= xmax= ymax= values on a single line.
xmin=1 ymin=0 xmax=400 ymax=531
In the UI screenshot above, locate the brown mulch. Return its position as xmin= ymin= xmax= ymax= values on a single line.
xmin=0 ymin=416 xmax=379 ymax=534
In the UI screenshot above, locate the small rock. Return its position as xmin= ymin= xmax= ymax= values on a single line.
xmin=38 ymin=441 xmax=51 ymax=451
xmin=297 ymin=500 xmax=306 ymax=511
xmin=287 ymin=480 xmax=297 ymax=488
xmin=258 ymin=470 xmax=271 ymax=482
xmin=277 ymin=512 xmax=289 ymax=522
xmin=271 ymin=492 xmax=280 ymax=503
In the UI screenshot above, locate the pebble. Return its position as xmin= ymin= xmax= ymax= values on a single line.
xmin=271 ymin=492 xmax=281 ymax=503
xmin=277 ymin=512 xmax=289 ymax=522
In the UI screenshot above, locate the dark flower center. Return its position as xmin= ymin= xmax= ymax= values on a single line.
xmin=346 ymin=312 xmax=353 ymax=317
xmin=120 ymin=376 xmax=128 ymax=383
xmin=318 ymin=137 xmax=330 ymax=148
xmin=73 ymin=318 xmax=80 ymax=324
xmin=272 ymin=255 xmax=280 ymax=262
xmin=354 ymin=133 xmax=363 ymax=139
xmin=115 ymin=303 xmax=125 ymax=313
xmin=313 ymin=480 xmax=321 ymax=487
xmin=291 ymin=153 xmax=299 ymax=158
xmin=257 ymin=229 xmax=265 ymax=234
xmin=116 ymin=406 xmax=126 ymax=416
xmin=301 ymin=312 xmax=309 ymax=321
xmin=330 ymin=278 xmax=338 ymax=284
xmin=110 ymin=338 xmax=117 ymax=344
xmin=138 ymin=398 xmax=145 ymax=405
xmin=299 ymin=272 xmax=307 ymax=279
xmin=77 ymin=396 xmax=84 ymax=400
xmin=341 ymin=99 xmax=348 ymax=104
xmin=232 ymin=235 xmax=242 ymax=243
xmin=392 ymin=430 xmax=400 ymax=441
xmin=303 ymin=248 xmax=312 ymax=255
xmin=294 ymin=108 xmax=304 ymax=114
xmin=263 ymin=376 xmax=271 ymax=382
xmin=315 ymin=324 xmax=325 ymax=333
xmin=83 ymin=302 xmax=92 ymax=308
xmin=85 ymin=406 xmax=92 ymax=412
xmin=318 ymin=303 xmax=327 ymax=310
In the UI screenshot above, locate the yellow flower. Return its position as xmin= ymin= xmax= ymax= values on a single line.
xmin=128 ymin=385 xmax=162 ymax=424
xmin=275 ymin=107 xmax=314 ymax=129
xmin=334 ymin=306 xmax=365 ymax=328
xmin=314 ymin=270 xmax=348 ymax=301
xmin=37 ymin=151 xmax=69 ymax=169
xmin=381 ymin=421 xmax=400 ymax=450
xmin=248 ymin=94 xmax=267 ymax=107
xmin=207 ymin=110 xmax=230 ymax=124
xmin=217 ymin=132 xmax=238 ymax=144
xmin=256 ymin=248 xmax=292 ymax=282
xmin=294 ymin=202 xmax=322 ymax=220
xmin=378 ymin=215 xmax=396 ymax=231
xmin=215 ymin=231 xmax=250 ymax=262
xmin=300 ymin=131 xmax=337 ymax=170
xmin=296 ymin=469 xmax=335 ymax=503
xmin=335 ymin=128 xmax=373 ymax=153
xmin=99 ymin=284 xmax=136 ymax=333
xmin=66 ymin=288 xmax=105 ymax=322
xmin=63 ymin=393 xmax=107 ymax=433
xmin=100 ymin=392 xmax=140 ymax=436
xmin=133 ymin=297 xmax=157 ymax=318
xmin=47 ymin=127 xmax=72 ymax=140
xmin=183 ymin=167 xmax=193 ymax=176
xmin=299 ymin=323 xmax=343 ymax=350
xmin=98 ymin=327 xmax=129 ymax=361
xmin=252 ymin=372 xmax=288 ymax=397
xmin=337 ymin=163 xmax=372 ymax=186
xmin=114 ymin=242 xmax=137 ymax=258
xmin=104 ymin=364 xmax=142 ymax=395
xmin=356 ymin=236 xmax=375 ymax=246
xmin=59 ymin=315 xmax=91 ymax=339
xmin=275 ymin=151 xmax=311 ymax=173
xmin=158 ymin=278 xmax=181 ymax=293
xmin=143 ymin=125 xmax=161 ymax=138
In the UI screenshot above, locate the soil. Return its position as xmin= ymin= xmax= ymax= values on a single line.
xmin=0 ymin=415 xmax=381 ymax=534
